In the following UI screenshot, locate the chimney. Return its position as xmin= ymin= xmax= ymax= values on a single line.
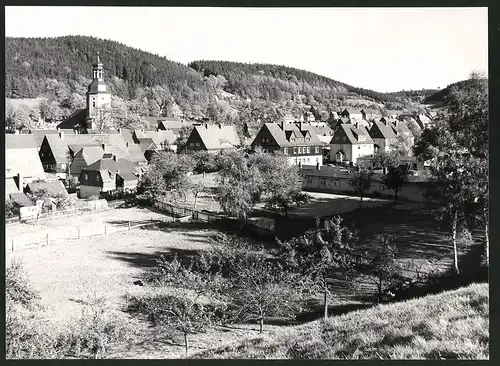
xmin=355 ymin=122 xmax=359 ymax=129
xmin=218 ymin=123 xmax=223 ymax=129
xmin=57 ymin=127 xmax=60 ymax=132
xmin=102 ymin=143 xmax=107 ymax=151
xmin=126 ymin=141 xmax=129 ymax=148
xmin=316 ymin=162 xmax=320 ymax=170
xmin=17 ymin=173 xmax=23 ymax=192
xmin=118 ymin=128 xmax=121 ymax=134
xmin=395 ymin=121 xmax=399 ymax=127
xmin=205 ymin=123 xmax=209 ymax=129
xmin=59 ymin=131 xmax=64 ymax=139
xmin=113 ymin=155 xmax=117 ymax=162
xmin=279 ymin=121 xmax=284 ymax=130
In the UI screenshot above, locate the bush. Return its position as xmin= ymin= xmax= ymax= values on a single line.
xmin=59 ymin=294 xmax=132 ymax=359
xmin=88 ymin=195 xmax=100 ymax=201
xmin=6 ymin=199 xmax=20 ymax=218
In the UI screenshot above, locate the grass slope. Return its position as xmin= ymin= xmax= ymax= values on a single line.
xmin=193 ymin=283 xmax=488 ymax=360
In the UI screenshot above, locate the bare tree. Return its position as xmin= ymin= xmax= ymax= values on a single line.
xmin=349 ymin=169 xmax=374 ymax=209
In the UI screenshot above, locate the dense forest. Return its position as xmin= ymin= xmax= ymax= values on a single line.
xmin=5 ymin=36 xmax=438 ymax=131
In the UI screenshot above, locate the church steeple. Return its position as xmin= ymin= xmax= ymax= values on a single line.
xmin=92 ymin=51 xmax=104 ymax=80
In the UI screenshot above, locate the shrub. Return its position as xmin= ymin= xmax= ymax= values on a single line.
xmin=6 ymin=199 xmax=20 ymax=218
xmin=59 ymin=294 xmax=132 ymax=359
xmin=88 ymin=195 xmax=100 ymax=201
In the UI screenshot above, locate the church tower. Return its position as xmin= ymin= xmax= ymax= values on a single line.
xmin=86 ymin=52 xmax=111 ymax=130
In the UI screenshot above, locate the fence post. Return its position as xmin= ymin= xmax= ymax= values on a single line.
xmin=78 ymin=227 xmax=80 ymax=239
xmin=128 ymin=221 xmax=131 ymax=231
xmin=46 ymin=233 xmax=49 ymax=246
xmin=105 ymin=225 xmax=107 ymax=235
xmin=11 ymin=238 xmax=14 ymax=252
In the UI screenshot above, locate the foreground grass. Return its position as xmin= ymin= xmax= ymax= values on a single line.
xmin=192 ymin=283 xmax=488 ymax=359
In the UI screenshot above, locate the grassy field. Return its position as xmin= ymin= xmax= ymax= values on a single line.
xmin=192 ymin=283 xmax=489 ymax=359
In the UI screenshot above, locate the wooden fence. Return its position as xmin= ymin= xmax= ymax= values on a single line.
xmin=6 ymin=218 xmax=170 ymax=252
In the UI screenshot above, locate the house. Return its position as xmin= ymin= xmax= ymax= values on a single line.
xmin=329 ymin=123 xmax=374 ymax=165
xmin=29 ymin=129 xmax=59 ymax=151
xmin=133 ymin=129 xmax=177 ymax=152
xmin=78 ymin=154 xmax=138 ymax=199
xmin=6 ymin=134 xmax=47 ymax=197
xmin=416 ymin=114 xmax=433 ymax=129
xmin=391 ymin=120 xmax=414 ymax=146
xmin=368 ymin=119 xmax=399 ymax=153
xmin=57 ymin=53 xmax=111 ymax=134
xmin=301 ymin=165 xmax=429 ymax=202
xmin=251 ymin=122 xmax=324 ymax=167
xmin=385 ymin=110 xmax=402 ymax=119
xmin=69 ymin=146 xmax=105 ymax=183
xmin=339 ymin=107 xmax=363 ymax=121
xmin=25 ymin=180 xmax=68 ymax=198
xmin=39 ymin=132 xmax=134 ymax=180
xmin=278 ymin=110 xmax=297 ymax=124
xmin=184 ymin=124 xmax=240 ymax=153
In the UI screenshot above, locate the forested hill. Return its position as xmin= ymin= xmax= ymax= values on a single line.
xmin=6 ymin=35 xmax=436 ymax=130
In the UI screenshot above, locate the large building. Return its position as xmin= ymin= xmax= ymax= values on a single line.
xmin=251 ymin=122 xmax=324 ymax=167
xmin=57 ymin=53 xmax=111 ymax=133
xmin=184 ymin=124 xmax=240 ymax=153
xmin=329 ymin=123 xmax=374 ymax=165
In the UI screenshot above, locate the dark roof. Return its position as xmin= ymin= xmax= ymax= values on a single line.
xmin=27 ymin=180 xmax=68 ymax=197
xmin=86 ymin=158 xmax=119 ymax=172
xmin=9 ymin=192 xmax=34 ymax=207
xmin=87 ymin=79 xmax=109 ymax=94
xmin=369 ymin=120 xmax=398 ymax=139
xmin=57 ymin=109 xmax=86 ymax=130
xmin=331 ymin=124 xmax=374 ymax=145
xmin=260 ymin=123 xmax=323 ymax=148
xmin=45 ymin=134 xmax=71 ymax=164
xmin=138 ymin=138 xmax=156 ymax=153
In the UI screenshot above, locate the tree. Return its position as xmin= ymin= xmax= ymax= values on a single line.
xmin=390 ymin=133 xmax=413 ymax=157
xmin=251 ymin=152 xmax=308 ymax=217
xmin=277 ymin=216 xmax=358 ymax=320
xmin=356 ymin=235 xmax=400 ymax=302
xmin=5 ymin=104 xmax=33 ymax=133
xmin=229 ymin=255 xmax=308 ymax=333
xmin=383 ymin=165 xmax=409 ymax=204
xmin=349 ymin=169 xmax=374 ymax=209
xmin=137 ymin=151 xmax=195 ymax=204
xmin=176 ymin=125 xmax=194 ymax=150
xmin=215 ymin=150 xmax=260 ymax=224
xmin=131 ymin=255 xmax=227 ymax=356
xmin=371 ymin=151 xmax=398 ymax=170
xmin=187 ymin=175 xmax=206 ymax=210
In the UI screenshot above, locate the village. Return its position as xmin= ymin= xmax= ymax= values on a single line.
xmin=6 ymin=55 xmax=436 ymax=219
xmin=5 ymin=6 xmax=488 ymax=360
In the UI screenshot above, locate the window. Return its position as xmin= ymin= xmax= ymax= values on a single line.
xmin=358 ymin=146 xmax=361 ymax=150
xmin=307 ymin=176 xmax=313 ymax=184
xmin=334 ymin=179 xmax=340 ymax=187
xmin=297 ymin=147 xmax=301 ymax=154
xmin=41 ymin=152 xmax=45 ymax=157
xmin=294 ymin=147 xmax=297 ymax=154
xmin=84 ymin=173 xmax=88 ymax=181
xmin=92 ymin=101 xmax=96 ymax=108
xmin=195 ymin=142 xmax=201 ymax=147
xmin=284 ymin=148 xmax=288 ymax=155
xmin=315 ymin=146 xmax=319 ymax=154
xmin=60 ymin=163 xmax=66 ymax=170
xmin=307 ymin=147 xmax=311 ymax=154
xmin=321 ymin=178 xmax=326 ymax=186
xmin=96 ymin=175 xmax=100 ymax=182
xmin=343 ymin=136 xmax=347 ymax=141
xmin=190 ymin=142 xmax=195 ymax=146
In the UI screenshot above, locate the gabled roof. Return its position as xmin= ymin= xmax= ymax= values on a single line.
xmin=261 ymin=123 xmax=323 ymax=148
xmin=369 ymin=120 xmax=398 ymax=139
xmin=127 ymin=144 xmax=147 ymax=163
xmin=331 ymin=124 xmax=374 ymax=145
xmin=86 ymin=158 xmax=119 ymax=173
xmin=192 ymin=124 xmax=240 ymax=150
xmin=29 ymin=129 xmax=59 ymax=149
xmin=6 ymin=135 xmax=46 ymax=180
xmin=134 ymin=129 xmax=177 ymax=147
xmin=391 ymin=121 xmax=413 ymax=136
xmin=338 ymin=117 xmax=350 ymax=124
xmin=27 ymin=180 xmax=68 ymax=197
xmin=6 ymin=177 xmax=20 ymax=196
xmin=70 ymin=146 xmax=104 ymax=175
xmin=45 ymin=134 xmax=72 ymax=164
xmin=6 ymin=134 xmax=38 ymax=150
xmin=119 ymin=128 xmax=135 ymax=146
xmin=138 ymin=138 xmax=157 ymax=153
xmin=9 ymin=192 xmax=34 ymax=207
xmin=340 ymin=107 xmax=362 ymax=115
xmin=57 ymin=109 xmax=86 ymax=130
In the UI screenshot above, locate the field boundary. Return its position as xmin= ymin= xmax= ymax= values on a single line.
xmin=6 ymin=218 xmax=171 ymax=253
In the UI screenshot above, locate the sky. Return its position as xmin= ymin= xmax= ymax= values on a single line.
xmin=5 ymin=6 xmax=488 ymax=92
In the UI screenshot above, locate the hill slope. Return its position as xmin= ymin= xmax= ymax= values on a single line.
xmin=6 ymin=36 xmax=436 ymax=116
xmin=193 ymin=283 xmax=488 ymax=360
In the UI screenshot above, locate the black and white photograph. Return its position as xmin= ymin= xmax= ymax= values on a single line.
xmin=5 ymin=5 xmax=489 ymax=360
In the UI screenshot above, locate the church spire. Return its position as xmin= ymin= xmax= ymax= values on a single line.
xmin=92 ymin=51 xmax=104 ymax=80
